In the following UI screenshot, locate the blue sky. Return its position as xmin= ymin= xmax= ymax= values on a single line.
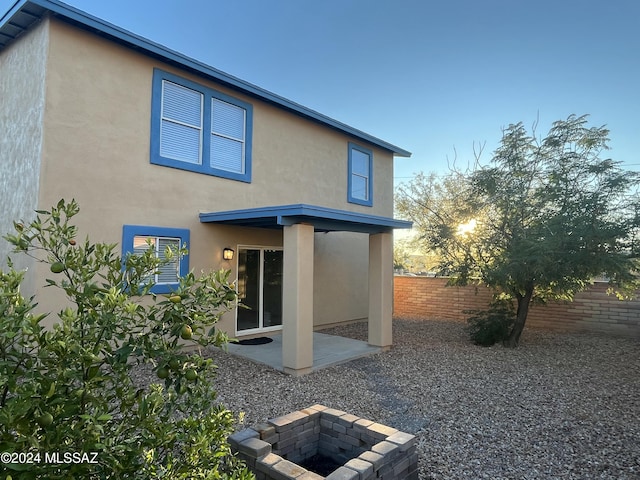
xmin=3 ymin=0 xmax=639 ymax=184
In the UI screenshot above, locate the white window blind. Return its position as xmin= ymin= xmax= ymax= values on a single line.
xmin=133 ymin=236 xmax=180 ymax=285
xmin=160 ymin=81 xmax=203 ymax=164
xmin=210 ymin=98 xmax=245 ymax=173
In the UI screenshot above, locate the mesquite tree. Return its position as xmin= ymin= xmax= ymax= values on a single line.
xmin=397 ymin=114 xmax=640 ymax=346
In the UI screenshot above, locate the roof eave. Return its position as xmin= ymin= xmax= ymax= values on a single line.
xmin=0 ymin=0 xmax=412 ymax=158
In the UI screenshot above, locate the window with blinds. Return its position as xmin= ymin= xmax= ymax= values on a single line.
xmin=151 ymin=69 xmax=253 ymax=182
xmin=122 ymin=225 xmax=190 ymax=294
xmin=211 ymin=98 xmax=246 ymax=173
xmin=160 ymin=81 xmax=203 ymax=164
xmin=133 ymin=235 xmax=181 ymax=285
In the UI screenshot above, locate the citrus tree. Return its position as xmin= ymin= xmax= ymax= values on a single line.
xmin=0 ymin=199 xmax=254 ymax=479
xmin=397 ymin=115 xmax=640 ymax=346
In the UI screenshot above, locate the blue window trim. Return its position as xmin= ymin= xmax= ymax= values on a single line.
xmin=150 ymin=69 xmax=253 ymax=183
xmin=122 ymin=225 xmax=190 ymax=294
xmin=347 ymin=142 xmax=373 ymax=207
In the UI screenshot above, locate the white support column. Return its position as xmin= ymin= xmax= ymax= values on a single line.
xmin=368 ymin=232 xmax=393 ymax=347
xmin=282 ymin=223 xmax=315 ymax=375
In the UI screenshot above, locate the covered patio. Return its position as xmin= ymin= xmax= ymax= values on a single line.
xmin=200 ymin=204 xmax=411 ymax=375
xmin=224 ymin=331 xmax=381 ymax=372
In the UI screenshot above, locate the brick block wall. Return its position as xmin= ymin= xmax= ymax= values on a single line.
xmin=393 ymin=276 xmax=640 ymax=337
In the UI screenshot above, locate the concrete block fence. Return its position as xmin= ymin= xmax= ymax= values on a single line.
xmin=229 ymin=404 xmax=418 ymax=479
xmin=394 ymin=276 xmax=640 ymax=337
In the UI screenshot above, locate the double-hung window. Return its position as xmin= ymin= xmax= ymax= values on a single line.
xmin=348 ymin=142 xmax=373 ymax=206
xmin=122 ymin=225 xmax=190 ymax=294
xmin=151 ymin=69 xmax=253 ymax=182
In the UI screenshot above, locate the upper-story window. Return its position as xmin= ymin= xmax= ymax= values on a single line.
xmin=150 ymin=69 xmax=253 ymax=182
xmin=348 ymin=142 xmax=373 ymax=206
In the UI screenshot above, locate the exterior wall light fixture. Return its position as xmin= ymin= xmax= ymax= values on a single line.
xmin=223 ymin=247 xmax=235 ymax=261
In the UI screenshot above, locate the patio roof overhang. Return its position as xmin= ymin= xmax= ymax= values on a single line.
xmin=199 ymin=204 xmax=412 ymax=234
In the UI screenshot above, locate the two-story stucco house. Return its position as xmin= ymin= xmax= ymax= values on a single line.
xmin=0 ymin=0 xmax=411 ymax=374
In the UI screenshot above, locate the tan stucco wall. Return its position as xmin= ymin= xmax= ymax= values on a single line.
xmin=39 ymin=19 xmax=395 ymax=217
xmin=26 ymin=18 xmax=395 ymax=334
xmin=313 ymin=231 xmax=369 ymax=327
xmin=0 ymin=19 xmax=48 ymax=293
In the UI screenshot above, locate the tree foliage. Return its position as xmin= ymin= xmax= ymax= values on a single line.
xmin=465 ymin=299 xmax=515 ymax=347
xmin=0 ymin=199 xmax=254 ymax=479
xmin=397 ymin=115 xmax=640 ymax=346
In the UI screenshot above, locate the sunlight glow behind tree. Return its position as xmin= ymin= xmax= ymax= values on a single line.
xmin=396 ymin=114 xmax=640 ymax=347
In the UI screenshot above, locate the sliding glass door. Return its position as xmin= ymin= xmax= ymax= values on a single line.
xmin=236 ymin=247 xmax=283 ymax=334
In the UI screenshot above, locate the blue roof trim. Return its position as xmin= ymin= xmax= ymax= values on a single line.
xmin=0 ymin=0 xmax=411 ymax=158
xmin=199 ymin=204 xmax=412 ymax=234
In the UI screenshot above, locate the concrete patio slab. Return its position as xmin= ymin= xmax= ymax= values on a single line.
xmin=222 ymin=332 xmax=381 ymax=373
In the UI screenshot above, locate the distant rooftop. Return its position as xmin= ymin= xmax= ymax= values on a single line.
xmin=0 ymin=0 xmax=411 ymax=158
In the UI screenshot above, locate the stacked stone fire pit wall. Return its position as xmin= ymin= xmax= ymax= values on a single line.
xmin=229 ymin=404 xmax=418 ymax=479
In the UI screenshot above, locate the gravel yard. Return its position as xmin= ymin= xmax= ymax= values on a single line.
xmin=206 ymin=318 xmax=640 ymax=479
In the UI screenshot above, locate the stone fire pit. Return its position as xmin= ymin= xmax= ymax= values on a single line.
xmin=229 ymin=404 xmax=418 ymax=479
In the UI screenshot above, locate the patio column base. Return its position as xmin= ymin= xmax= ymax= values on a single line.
xmin=282 ymin=366 xmax=313 ymax=376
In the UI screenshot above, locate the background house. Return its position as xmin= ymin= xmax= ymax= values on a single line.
xmin=0 ymin=0 xmax=411 ymax=374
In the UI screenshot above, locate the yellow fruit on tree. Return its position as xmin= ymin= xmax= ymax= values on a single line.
xmin=180 ymin=325 xmax=193 ymax=340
